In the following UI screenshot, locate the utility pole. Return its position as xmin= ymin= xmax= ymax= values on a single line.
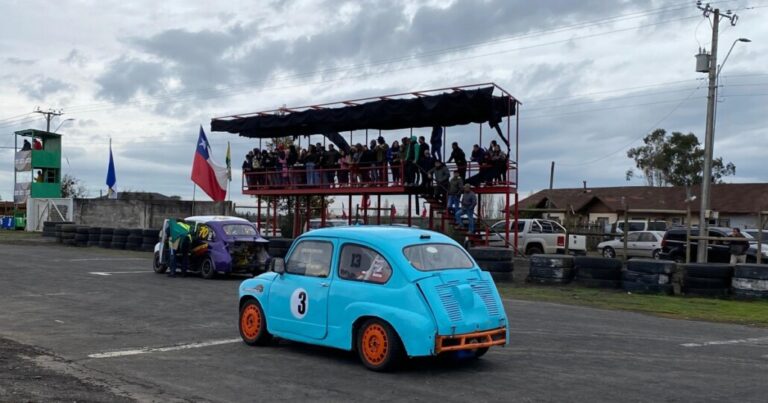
xmin=33 ymin=107 xmax=63 ymax=132
xmin=549 ymin=161 xmax=555 ymax=189
xmin=694 ymin=2 xmax=738 ymax=263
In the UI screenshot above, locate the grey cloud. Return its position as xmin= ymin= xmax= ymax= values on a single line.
xmin=20 ymin=76 xmax=74 ymax=100
xmin=95 ymin=57 xmax=166 ymax=102
xmin=62 ymin=49 xmax=87 ymax=67
xmin=5 ymin=57 xmax=36 ymax=65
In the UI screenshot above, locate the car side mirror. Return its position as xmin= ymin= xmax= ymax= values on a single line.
xmin=270 ymin=258 xmax=285 ymax=274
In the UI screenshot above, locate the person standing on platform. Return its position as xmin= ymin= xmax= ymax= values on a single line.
xmin=430 ymin=126 xmax=443 ymax=161
xmin=447 ymin=142 xmax=467 ymax=181
xmin=454 ymin=184 xmax=477 ymax=234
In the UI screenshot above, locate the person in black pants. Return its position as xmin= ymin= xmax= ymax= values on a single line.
xmin=447 ymin=142 xmax=467 ymax=181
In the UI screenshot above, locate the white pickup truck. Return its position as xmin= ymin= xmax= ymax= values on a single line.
xmin=487 ymin=218 xmax=587 ymax=256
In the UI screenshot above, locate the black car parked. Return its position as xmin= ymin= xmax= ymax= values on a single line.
xmin=660 ymin=227 xmax=768 ymax=263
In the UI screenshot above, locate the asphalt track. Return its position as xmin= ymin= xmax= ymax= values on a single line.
xmin=1 ymin=242 xmax=767 ymax=402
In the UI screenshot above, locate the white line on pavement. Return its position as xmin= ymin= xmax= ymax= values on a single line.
xmin=89 ymin=271 xmax=154 ymax=276
xmin=681 ymin=336 xmax=768 ymax=348
xmin=88 ymin=338 xmax=242 ymax=359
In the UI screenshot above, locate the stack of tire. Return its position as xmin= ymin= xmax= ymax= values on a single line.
xmin=99 ymin=228 xmax=114 ymax=248
xmin=43 ymin=221 xmax=69 ymax=238
xmin=573 ymin=256 xmax=623 ymax=288
xmin=681 ymin=263 xmax=733 ymax=297
xmin=468 ymin=247 xmax=514 ymax=282
xmin=141 ymin=229 xmax=159 ymax=252
xmin=527 ymin=254 xmax=574 ymax=284
xmin=622 ymin=259 xmax=675 ymax=294
xmin=60 ymin=224 xmax=77 ymax=246
xmin=111 ymin=228 xmax=129 ymax=249
xmin=731 ymin=264 xmax=768 ymax=299
xmin=267 ymin=238 xmax=294 ymax=258
xmin=74 ymin=225 xmax=90 ymax=247
xmin=87 ymin=227 xmax=102 ymax=247
xmin=125 ymin=228 xmax=144 ymax=251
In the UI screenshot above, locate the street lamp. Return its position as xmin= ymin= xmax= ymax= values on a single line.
xmin=53 ymin=118 xmax=75 ymax=133
xmin=696 ymin=35 xmax=750 ymax=263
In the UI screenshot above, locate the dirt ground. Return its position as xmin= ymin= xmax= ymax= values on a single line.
xmin=0 ymin=337 xmax=130 ymax=402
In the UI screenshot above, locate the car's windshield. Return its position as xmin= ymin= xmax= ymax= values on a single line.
xmin=222 ymin=224 xmax=258 ymax=236
xmin=403 ymin=243 xmax=474 ymax=271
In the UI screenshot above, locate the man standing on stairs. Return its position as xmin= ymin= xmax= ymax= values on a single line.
xmin=454 ymin=184 xmax=477 ymax=234
xmin=447 ymin=170 xmax=463 ymax=214
xmin=428 ymin=159 xmax=450 ymax=204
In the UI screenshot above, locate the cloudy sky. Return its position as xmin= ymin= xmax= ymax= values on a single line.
xmin=1 ymin=0 xmax=766 ymax=211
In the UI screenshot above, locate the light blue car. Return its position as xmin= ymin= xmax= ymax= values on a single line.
xmin=238 ymin=226 xmax=509 ymax=371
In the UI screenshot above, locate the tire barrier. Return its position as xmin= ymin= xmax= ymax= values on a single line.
xmin=732 ymin=263 xmax=768 ymax=299
xmin=87 ymin=227 xmax=102 ymax=247
xmin=42 ymin=221 xmax=69 ymax=238
xmin=682 ymin=263 xmax=733 ymax=297
xmin=527 ymin=254 xmax=574 ymax=284
xmin=573 ymin=256 xmax=622 ymax=288
xmin=267 ymin=237 xmax=294 ymax=259
xmin=141 ymin=228 xmax=159 ymax=252
xmin=99 ymin=227 xmax=114 ymax=248
xmin=468 ymin=247 xmax=514 ymax=282
xmin=622 ymin=259 xmax=675 ymax=294
xmin=60 ymin=224 xmax=77 ymax=246
xmin=126 ymin=228 xmax=144 ymax=251
xmin=74 ymin=225 xmax=90 ymax=247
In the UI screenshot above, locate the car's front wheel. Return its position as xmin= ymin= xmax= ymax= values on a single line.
xmin=357 ymin=319 xmax=404 ymax=372
xmin=602 ymin=247 xmax=616 ymax=258
xmin=239 ymin=299 xmax=271 ymax=346
xmin=153 ymin=252 xmax=167 ymax=274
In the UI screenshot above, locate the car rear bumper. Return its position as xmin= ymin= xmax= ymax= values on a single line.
xmin=435 ymin=327 xmax=507 ymax=354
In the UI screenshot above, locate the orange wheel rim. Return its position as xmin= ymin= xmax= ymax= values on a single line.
xmin=241 ymin=305 xmax=261 ymax=340
xmin=361 ymin=324 xmax=388 ymax=365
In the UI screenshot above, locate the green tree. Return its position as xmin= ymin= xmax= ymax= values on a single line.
xmin=61 ymin=174 xmax=89 ymax=198
xmin=626 ymin=129 xmax=735 ymax=187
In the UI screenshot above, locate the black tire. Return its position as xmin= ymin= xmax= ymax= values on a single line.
xmin=111 ymin=242 xmax=126 ymax=250
xmin=101 ymin=227 xmax=115 ymax=234
xmin=626 ymin=259 xmax=676 ymax=275
xmin=142 ymin=236 xmax=158 ymax=244
xmin=575 ymin=267 xmax=622 ymax=281
xmin=61 ymin=232 xmax=75 ymax=240
xmin=153 ymin=252 xmax=167 ymax=274
xmin=201 ymin=257 xmax=216 ymax=279
xmin=114 ymin=228 xmax=129 ymax=236
xmin=476 ymin=260 xmax=513 ymax=273
xmin=683 ymin=276 xmax=730 ymax=289
xmin=527 ymin=276 xmax=570 ymax=285
xmin=529 ymin=254 xmax=574 ymax=269
xmin=269 ymin=247 xmax=289 ymax=259
xmin=99 ymin=236 xmax=113 ymax=243
xmin=529 ymin=266 xmax=574 ymax=280
xmin=75 ymin=225 xmax=90 ymax=234
xmin=143 ymin=228 xmax=160 ymax=237
xmin=733 ymin=264 xmax=768 ymax=280
xmin=468 ymin=247 xmax=514 ymax=261
xmin=129 ymin=228 xmax=143 ymax=236
xmin=732 ymin=288 xmax=768 ymax=299
xmin=602 ymin=247 xmax=616 ymax=259
xmin=99 ymin=241 xmax=112 ymax=248
xmin=74 ymin=234 xmax=89 ymax=242
xmin=622 ymin=271 xmax=670 ymax=285
xmin=574 ymin=256 xmax=622 ymax=271
xmin=622 ymin=282 xmax=673 ymax=295
xmin=525 ymin=244 xmax=544 ymax=256
xmin=575 ymin=278 xmax=621 ymax=288
xmin=356 ymin=319 xmax=404 ymax=372
xmin=489 ymin=271 xmax=512 ymax=282
xmin=682 ymin=263 xmax=733 ymax=279
xmin=268 ymin=237 xmax=294 ymax=249
xmin=112 ymin=235 xmax=128 ymax=243
xmin=239 ymin=299 xmax=272 ymax=346
xmin=61 ymin=224 xmax=76 ymax=233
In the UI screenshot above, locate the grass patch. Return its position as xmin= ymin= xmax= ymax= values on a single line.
xmin=0 ymin=231 xmax=41 ymax=241
xmin=497 ymin=283 xmax=768 ymax=327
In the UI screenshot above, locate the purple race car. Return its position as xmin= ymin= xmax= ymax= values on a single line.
xmin=154 ymin=216 xmax=270 ymax=279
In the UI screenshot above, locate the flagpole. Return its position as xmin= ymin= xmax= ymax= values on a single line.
xmin=192 ymin=184 xmax=196 ymax=216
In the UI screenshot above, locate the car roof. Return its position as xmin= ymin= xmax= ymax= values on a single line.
xmin=302 ymin=226 xmax=457 ymax=246
xmin=184 ymin=215 xmax=250 ymax=224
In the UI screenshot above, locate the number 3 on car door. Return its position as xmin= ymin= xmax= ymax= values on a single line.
xmin=268 ymin=240 xmax=333 ymax=340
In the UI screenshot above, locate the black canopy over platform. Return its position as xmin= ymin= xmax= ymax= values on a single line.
xmin=211 ymin=85 xmax=517 ymax=139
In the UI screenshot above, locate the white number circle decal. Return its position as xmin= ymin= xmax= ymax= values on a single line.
xmin=290 ymin=288 xmax=308 ymax=319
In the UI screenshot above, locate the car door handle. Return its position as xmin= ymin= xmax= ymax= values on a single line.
xmin=319 ymin=282 xmax=329 ymax=287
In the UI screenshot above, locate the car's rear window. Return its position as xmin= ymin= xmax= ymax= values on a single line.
xmin=403 ymin=243 xmax=474 ymax=271
xmin=222 ymin=224 xmax=257 ymax=236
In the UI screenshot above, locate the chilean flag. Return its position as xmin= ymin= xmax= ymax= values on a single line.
xmin=191 ymin=126 xmax=228 ymax=201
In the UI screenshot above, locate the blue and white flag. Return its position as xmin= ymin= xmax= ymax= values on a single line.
xmin=106 ymin=140 xmax=117 ymax=199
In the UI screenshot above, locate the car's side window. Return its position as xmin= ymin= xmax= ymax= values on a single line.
xmin=639 ymin=233 xmax=655 ymax=242
xmin=286 ymin=240 xmax=333 ymax=278
xmin=338 ymin=244 xmax=392 ymax=284
xmin=626 ymin=233 xmax=640 ymax=242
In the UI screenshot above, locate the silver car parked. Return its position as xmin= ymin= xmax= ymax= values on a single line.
xmin=597 ymin=231 xmax=665 ymax=259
